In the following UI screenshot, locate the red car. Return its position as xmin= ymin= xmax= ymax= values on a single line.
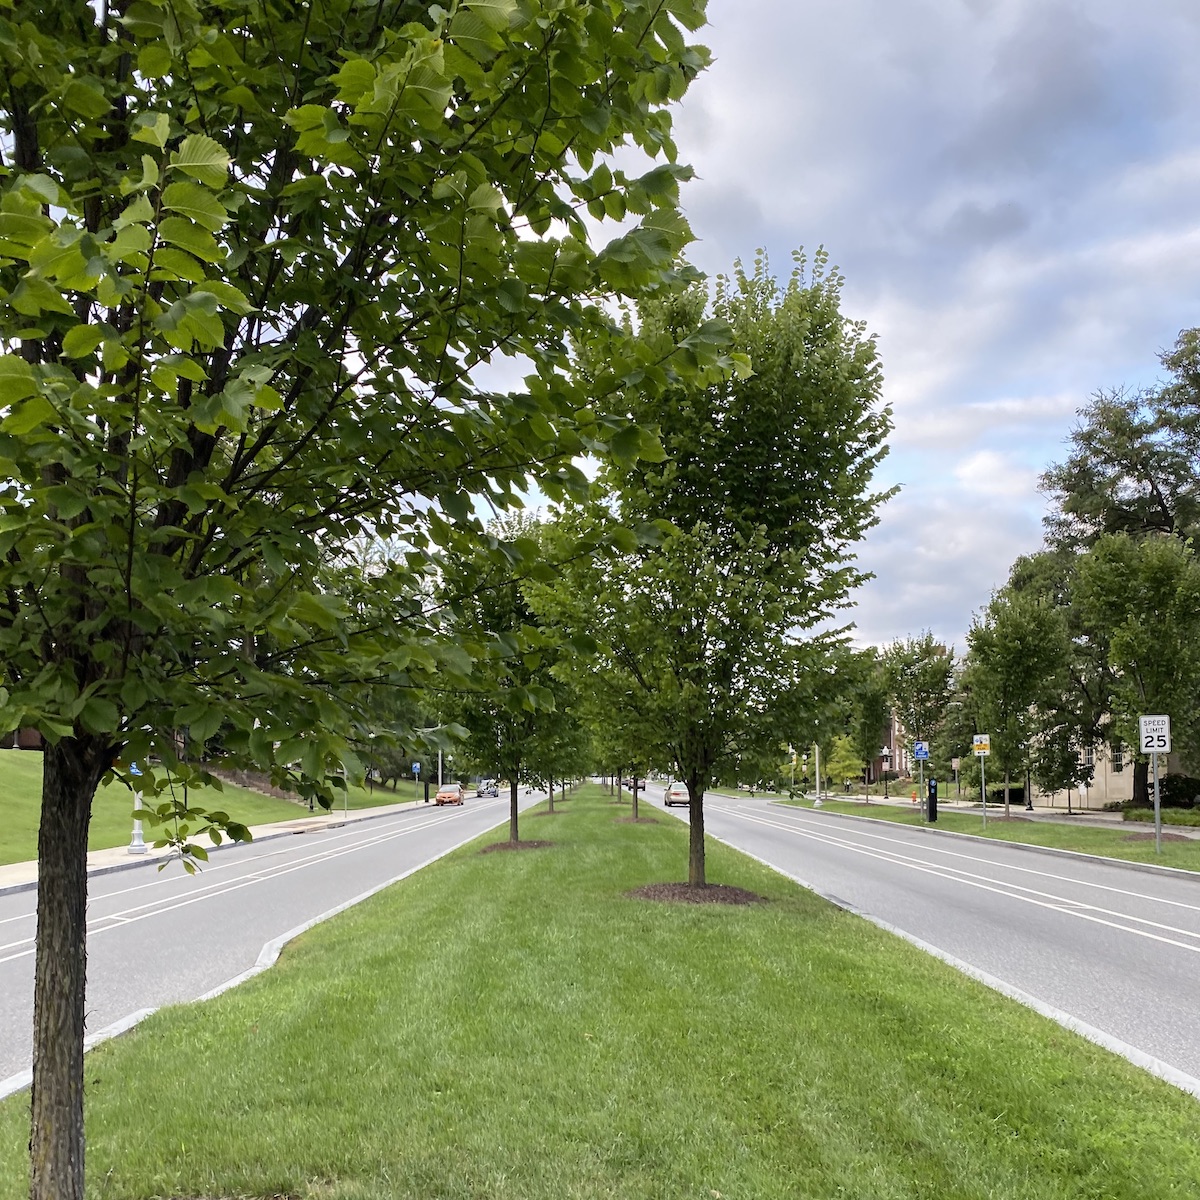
xmin=434 ymin=783 xmax=465 ymax=806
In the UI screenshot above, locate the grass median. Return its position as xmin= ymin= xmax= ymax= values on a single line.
xmin=0 ymin=750 xmax=412 ymax=866
xmin=788 ymin=797 xmax=1200 ymax=872
xmin=1 ymin=785 xmax=1198 ymax=1198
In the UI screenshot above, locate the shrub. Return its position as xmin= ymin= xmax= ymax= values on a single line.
xmin=1123 ymin=807 xmax=1200 ymax=826
xmin=1159 ymin=774 xmax=1200 ymax=809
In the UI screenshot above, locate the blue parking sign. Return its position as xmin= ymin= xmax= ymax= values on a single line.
xmin=913 ymin=741 xmax=930 ymax=760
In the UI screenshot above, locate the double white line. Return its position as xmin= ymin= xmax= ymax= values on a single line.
xmin=712 ymin=802 xmax=1200 ymax=956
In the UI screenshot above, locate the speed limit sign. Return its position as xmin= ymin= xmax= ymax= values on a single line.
xmin=1139 ymin=715 xmax=1172 ymax=754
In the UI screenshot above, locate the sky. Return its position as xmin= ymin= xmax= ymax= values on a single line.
xmin=665 ymin=0 xmax=1200 ymax=651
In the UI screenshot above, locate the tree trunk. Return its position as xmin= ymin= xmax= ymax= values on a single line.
xmin=631 ymin=776 xmax=639 ymax=820
xmin=31 ymin=735 xmax=108 ymax=1200
xmin=560 ymin=779 xmax=566 ymax=804
xmin=547 ymin=776 xmax=555 ymax=815
xmin=509 ymin=775 xmax=519 ymax=843
xmin=617 ymin=772 xmax=623 ymax=805
xmin=1133 ymin=758 xmax=1149 ymax=807
xmin=686 ymin=772 xmax=705 ymax=886
xmin=1003 ymin=769 xmax=1010 ymax=818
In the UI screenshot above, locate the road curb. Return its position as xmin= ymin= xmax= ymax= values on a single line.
xmin=707 ymin=830 xmax=1200 ymax=1103
xmin=0 ymin=810 xmax=500 ymax=1100
xmin=778 ymin=803 xmax=1200 ymax=882
xmin=0 ymin=801 xmax=426 ymax=898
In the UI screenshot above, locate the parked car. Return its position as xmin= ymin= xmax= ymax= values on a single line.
xmin=435 ymin=782 xmax=465 ymax=806
xmin=663 ymin=781 xmax=689 ymax=807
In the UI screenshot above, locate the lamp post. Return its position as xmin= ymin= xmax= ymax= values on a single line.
xmin=879 ymin=747 xmax=892 ymax=799
xmin=127 ymin=761 xmax=147 ymax=855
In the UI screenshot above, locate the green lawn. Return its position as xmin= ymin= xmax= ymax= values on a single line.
xmin=0 ymin=750 xmax=339 ymax=866
xmin=787 ymin=797 xmax=1200 ymax=871
xmin=2 ymin=786 xmax=1198 ymax=1198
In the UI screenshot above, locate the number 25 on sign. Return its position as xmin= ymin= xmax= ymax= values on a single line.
xmin=1139 ymin=715 xmax=1171 ymax=754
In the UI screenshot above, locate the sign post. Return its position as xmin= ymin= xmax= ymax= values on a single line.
xmin=973 ymin=735 xmax=991 ymax=829
xmin=913 ymin=741 xmax=930 ymax=819
xmin=412 ymin=760 xmax=421 ymax=805
xmin=1138 ymin=716 xmax=1172 ymax=855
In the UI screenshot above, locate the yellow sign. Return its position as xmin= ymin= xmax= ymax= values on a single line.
xmin=973 ymin=734 xmax=991 ymax=756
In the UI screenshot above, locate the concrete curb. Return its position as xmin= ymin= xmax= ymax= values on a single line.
xmin=708 ymin=831 xmax=1200 ymax=1103
xmin=0 ymin=801 xmax=426 ymax=898
xmin=0 ymin=814 xmax=495 ymax=1101
xmin=773 ymin=802 xmax=1200 ymax=882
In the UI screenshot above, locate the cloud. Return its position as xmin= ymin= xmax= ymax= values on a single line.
xmin=656 ymin=0 xmax=1200 ymax=647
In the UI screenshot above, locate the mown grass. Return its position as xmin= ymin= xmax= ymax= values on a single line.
xmin=1 ymin=786 xmax=1198 ymax=1198
xmin=0 ymin=750 xmax=337 ymax=866
xmin=789 ymin=798 xmax=1200 ymax=871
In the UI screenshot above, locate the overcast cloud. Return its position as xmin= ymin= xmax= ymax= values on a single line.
xmin=670 ymin=0 xmax=1200 ymax=650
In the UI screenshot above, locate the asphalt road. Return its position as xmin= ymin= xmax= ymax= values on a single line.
xmin=647 ymin=784 xmax=1200 ymax=1086
xmin=0 ymin=793 xmax=533 ymax=1085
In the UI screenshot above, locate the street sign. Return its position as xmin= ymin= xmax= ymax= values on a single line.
xmin=1139 ymin=715 xmax=1171 ymax=755
xmin=973 ymin=734 xmax=990 ymax=757
xmin=129 ymin=762 xmax=142 ymax=777
xmin=913 ymin=741 xmax=929 ymax=760
xmin=951 ymin=757 xmax=961 ymax=771
xmin=412 ymin=761 xmax=421 ymax=776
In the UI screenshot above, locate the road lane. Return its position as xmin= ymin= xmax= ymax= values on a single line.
xmin=0 ymin=793 xmax=535 ymax=1084
xmin=648 ymin=785 xmax=1200 ymax=1084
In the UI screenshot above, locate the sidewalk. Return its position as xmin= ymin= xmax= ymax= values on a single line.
xmin=0 ymin=797 xmax=431 ymax=896
xmin=791 ymin=792 xmax=1200 ymax=841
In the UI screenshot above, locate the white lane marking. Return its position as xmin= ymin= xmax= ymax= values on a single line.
xmin=0 ymin=803 xmax=506 ymax=964
xmin=705 ymin=829 xmax=1200 ymax=1101
xmin=712 ymin=800 xmax=1200 ymax=916
xmin=0 ymin=812 xmax=508 ymax=1101
xmin=0 ymin=804 xmax=487 ymax=932
xmin=717 ymin=807 xmax=1200 ymax=957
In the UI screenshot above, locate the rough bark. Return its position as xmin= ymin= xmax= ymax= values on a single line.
xmin=631 ymin=776 xmax=639 ymax=820
xmin=509 ymin=775 xmax=519 ymax=843
xmin=547 ymin=776 xmax=555 ymax=814
xmin=686 ymin=771 xmax=706 ymax=886
xmin=1133 ymin=758 xmax=1149 ymax=807
xmin=31 ymin=734 xmax=109 ymax=1200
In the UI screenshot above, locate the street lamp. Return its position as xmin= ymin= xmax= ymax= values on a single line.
xmin=879 ymin=747 xmax=892 ymax=799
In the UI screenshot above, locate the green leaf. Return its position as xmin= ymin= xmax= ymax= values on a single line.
xmin=162 ymin=182 xmax=229 ymax=231
xmin=465 ymin=0 xmax=517 ymax=30
xmin=131 ymin=112 xmax=171 ymax=149
xmin=0 ymin=356 xmax=36 ymax=405
xmin=137 ymin=42 xmax=174 ymax=78
xmin=158 ymin=216 xmax=224 ymax=263
xmin=62 ymin=325 xmax=105 ymax=358
xmin=193 ymin=279 xmax=254 ymax=314
xmin=170 ymin=134 xmax=231 ymax=188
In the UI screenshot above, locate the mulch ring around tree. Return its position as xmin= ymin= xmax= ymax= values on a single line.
xmin=480 ymin=839 xmax=554 ymax=854
xmin=1122 ymin=831 xmax=1195 ymax=843
xmin=615 ymin=816 xmax=660 ymax=824
xmin=627 ymin=882 xmax=765 ymax=905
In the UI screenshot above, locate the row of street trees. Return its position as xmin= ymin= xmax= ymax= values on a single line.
xmin=832 ymin=329 xmax=1200 ymax=810
xmin=0 ymin=3 xmax=899 ymax=1193
xmin=0 ymin=1 xmax=748 ymax=1193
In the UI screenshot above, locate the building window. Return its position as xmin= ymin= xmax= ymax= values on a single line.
xmin=1083 ymin=745 xmax=1095 ymax=769
xmin=1111 ymin=742 xmax=1124 ymax=773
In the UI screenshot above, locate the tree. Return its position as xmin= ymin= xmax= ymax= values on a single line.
xmin=0 ymin=1 xmax=723 ymax=1193
xmin=965 ymin=588 xmax=1069 ymax=815
xmin=1074 ymin=534 xmax=1200 ymax=786
xmin=564 ymin=254 xmax=893 ymax=885
xmin=843 ymin=648 xmax=891 ymax=788
xmin=1041 ymin=329 xmax=1200 ymax=552
xmin=882 ymin=634 xmax=954 ymax=768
